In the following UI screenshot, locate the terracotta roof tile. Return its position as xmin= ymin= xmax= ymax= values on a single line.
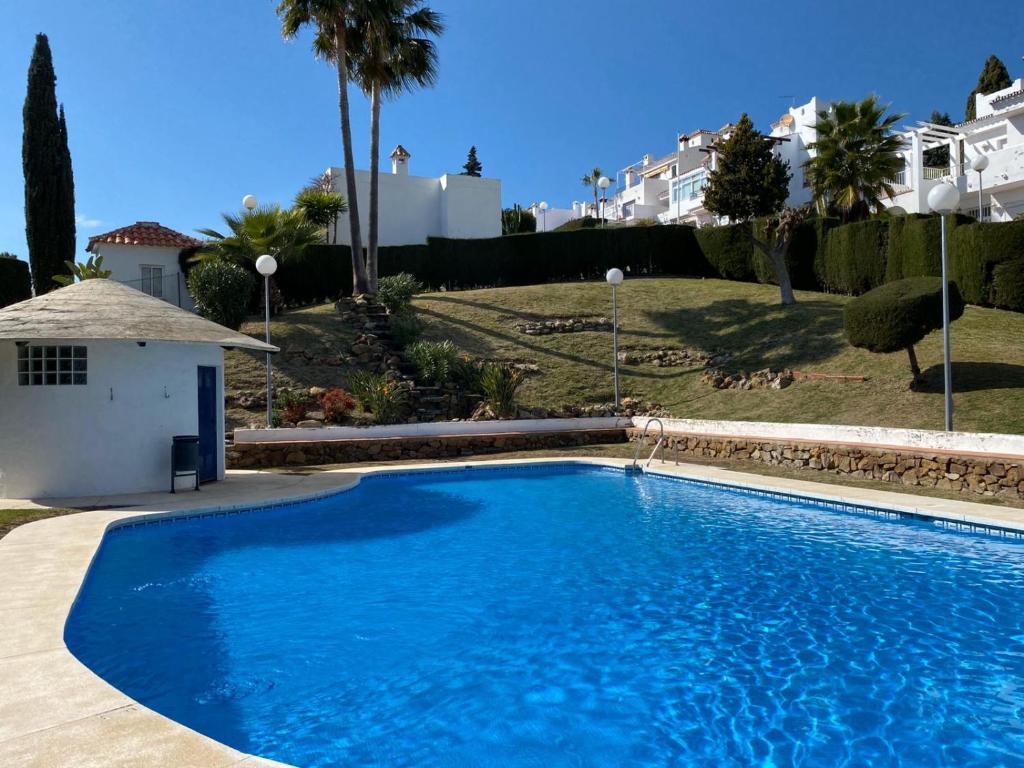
xmin=86 ymin=222 xmax=203 ymax=253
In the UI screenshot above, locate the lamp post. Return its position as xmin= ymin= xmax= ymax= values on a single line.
xmin=598 ymin=176 xmax=611 ymax=227
xmin=539 ymin=201 xmax=549 ymax=231
xmin=927 ymin=182 xmax=960 ymax=431
xmin=255 ymin=254 xmax=278 ymax=428
xmin=606 ymin=267 xmax=624 ymax=408
xmin=971 ymin=154 xmax=989 ymax=221
xmin=242 ymin=194 xmax=258 ymax=211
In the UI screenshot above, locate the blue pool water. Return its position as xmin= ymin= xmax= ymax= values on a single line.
xmin=66 ymin=464 xmax=1024 ymax=767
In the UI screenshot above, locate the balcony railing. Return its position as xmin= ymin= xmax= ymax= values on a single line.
xmin=884 ymin=170 xmax=908 ymax=189
xmin=923 ymin=165 xmax=956 ymax=181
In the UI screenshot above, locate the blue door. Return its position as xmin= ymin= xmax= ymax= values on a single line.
xmin=197 ymin=366 xmax=218 ymax=483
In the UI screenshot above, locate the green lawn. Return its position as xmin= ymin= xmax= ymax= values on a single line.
xmin=0 ymin=508 xmax=78 ymax=540
xmin=225 ymin=277 xmax=1024 ymax=434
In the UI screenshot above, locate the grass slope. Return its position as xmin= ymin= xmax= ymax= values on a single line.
xmin=225 ymin=278 xmax=1024 ymax=434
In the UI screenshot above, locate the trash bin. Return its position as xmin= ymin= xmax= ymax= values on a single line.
xmin=171 ymin=435 xmax=200 ymax=493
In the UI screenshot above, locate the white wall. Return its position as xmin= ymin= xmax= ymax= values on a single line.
xmin=329 ymin=166 xmax=501 ymax=246
xmin=91 ymin=243 xmax=194 ymax=310
xmin=529 ymin=205 xmax=576 ymax=232
xmin=0 ymin=340 xmax=224 ymax=499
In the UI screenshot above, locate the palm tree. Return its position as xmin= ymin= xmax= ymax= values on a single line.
xmin=348 ymin=0 xmax=443 ymax=293
xmin=581 ymin=167 xmax=603 ymax=219
xmin=276 ymin=0 xmax=369 ymax=294
xmin=196 ymin=205 xmax=325 ymax=265
xmin=295 ymin=187 xmax=348 ymax=244
xmin=804 ymin=96 xmax=906 ymax=222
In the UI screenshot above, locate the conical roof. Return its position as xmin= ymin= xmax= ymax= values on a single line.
xmin=0 ymin=279 xmax=277 ymax=352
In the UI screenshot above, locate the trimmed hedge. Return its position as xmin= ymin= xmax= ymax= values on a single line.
xmin=816 ymin=219 xmax=888 ymax=295
xmin=187 ymin=261 xmax=256 ymax=330
xmin=844 ymin=276 xmax=965 ymax=354
xmin=992 ymin=257 xmax=1024 ymax=312
xmin=270 ymin=215 xmax=1024 ymax=315
xmin=950 ymin=219 xmax=1024 ymax=305
xmin=0 ymin=257 xmax=32 ymax=308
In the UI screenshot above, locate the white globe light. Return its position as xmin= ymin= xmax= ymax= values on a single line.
xmin=927 ymin=182 xmax=960 ymax=214
xmin=606 ymin=267 xmax=624 ymax=286
xmin=256 ymin=254 xmax=278 ymax=276
xmin=242 ymin=194 xmax=258 ymax=210
xmin=971 ymin=154 xmax=990 ymax=172
xmin=539 ymin=201 xmax=549 ymax=210
xmin=598 ymin=176 xmax=611 ymax=189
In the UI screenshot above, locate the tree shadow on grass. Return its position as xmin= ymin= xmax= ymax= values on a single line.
xmin=643 ymin=298 xmax=847 ymax=368
xmin=915 ymin=362 xmax=1024 ymax=393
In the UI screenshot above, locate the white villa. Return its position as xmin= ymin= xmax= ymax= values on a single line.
xmin=882 ymin=79 xmax=1024 ymax=221
xmin=86 ymin=221 xmax=203 ymax=309
xmin=328 ymin=145 xmax=502 ymax=247
xmin=541 ymin=78 xmax=1024 ymax=228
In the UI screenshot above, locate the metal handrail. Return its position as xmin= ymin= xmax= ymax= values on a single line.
xmin=631 ymin=418 xmax=665 ymax=471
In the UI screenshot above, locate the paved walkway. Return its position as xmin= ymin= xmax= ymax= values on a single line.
xmin=2 ymin=459 xmax=1023 ymax=767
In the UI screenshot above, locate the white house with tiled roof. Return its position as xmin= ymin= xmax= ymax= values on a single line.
xmin=86 ymin=221 xmax=203 ymax=309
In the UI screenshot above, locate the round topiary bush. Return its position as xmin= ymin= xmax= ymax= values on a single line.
xmin=187 ymin=260 xmax=256 ymax=330
xmin=844 ymin=276 xmax=965 ymax=378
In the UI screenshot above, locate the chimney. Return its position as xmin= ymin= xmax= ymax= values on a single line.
xmin=390 ymin=144 xmax=411 ymax=175
xmin=642 ymin=153 xmax=652 ymax=167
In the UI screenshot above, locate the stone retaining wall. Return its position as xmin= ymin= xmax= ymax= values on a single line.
xmin=630 ymin=431 xmax=1024 ymax=501
xmin=228 ymin=428 xmax=627 ymax=468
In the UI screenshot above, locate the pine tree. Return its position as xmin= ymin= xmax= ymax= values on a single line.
xmin=965 ymin=55 xmax=1013 ymax=121
xmin=23 ymin=34 xmax=75 ymax=294
xmin=703 ymin=113 xmax=800 ymax=305
xmin=462 ymin=145 xmax=482 ymax=177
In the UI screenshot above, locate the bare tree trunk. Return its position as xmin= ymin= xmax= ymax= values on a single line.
xmin=751 ymin=235 xmax=797 ymax=306
xmin=906 ymin=345 xmax=921 ymax=378
xmin=367 ymin=83 xmax=381 ymax=294
xmin=335 ymin=15 xmax=368 ymax=295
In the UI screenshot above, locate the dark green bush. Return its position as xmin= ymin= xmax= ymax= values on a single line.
xmin=376 ymin=272 xmax=422 ymax=312
xmin=0 ymin=255 xmax=32 ymax=307
xmin=554 ymin=216 xmax=600 ymax=231
xmin=406 ymin=339 xmax=459 ymax=384
xmin=950 ymin=219 xmax=1024 ymax=304
xmin=817 ymin=219 xmax=888 ymax=294
xmin=480 ymin=362 xmax=525 ymax=418
xmin=389 ymin=311 xmax=421 ymax=347
xmin=844 ymin=276 xmax=965 ymax=375
xmin=695 ymin=223 xmax=755 ymax=281
xmin=187 ymin=261 xmax=256 ymax=330
xmin=992 ymin=258 xmax=1024 ymax=312
xmin=885 ymin=213 xmax=972 ymax=282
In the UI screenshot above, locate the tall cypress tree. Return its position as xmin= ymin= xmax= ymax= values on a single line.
xmin=23 ymin=34 xmax=76 ymax=293
xmin=461 ymin=146 xmax=482 ymax=177
xmin=965 ymin=55 xmax=1013 ymax=121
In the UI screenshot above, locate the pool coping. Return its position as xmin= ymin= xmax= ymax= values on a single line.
xmin=3 ymin=457 xmax=1024 ymax=766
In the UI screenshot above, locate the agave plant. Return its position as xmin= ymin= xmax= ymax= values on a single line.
xmin=53 ymin=254 xmax=112 ymax=286
xmin=195 ymin=204 xmax=325 ymax=265
xmin=804 ymin=97 xmax=906 ymax=222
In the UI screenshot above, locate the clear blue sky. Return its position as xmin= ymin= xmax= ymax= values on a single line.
xmin=1 ymin=0 xmax=1022 ymax=260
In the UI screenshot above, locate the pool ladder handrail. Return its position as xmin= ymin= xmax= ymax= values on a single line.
xmin=631 ymin=417 xmax=666 ymax=472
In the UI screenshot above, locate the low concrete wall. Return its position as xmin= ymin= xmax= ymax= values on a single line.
xmin=633 ymin=417 xmax=1024 ymax=459
xmin=631 ymin=431 xmax=1024 ymax=502
xmin=228 ymin=428 xmax=627 ymax=468
xmin=234 ymin=417 xmax=629 ymax=444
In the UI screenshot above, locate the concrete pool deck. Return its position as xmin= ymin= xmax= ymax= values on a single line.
xmin=3 ymin=458 xmax=1024 ymax=767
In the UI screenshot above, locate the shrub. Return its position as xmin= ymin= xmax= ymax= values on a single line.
xmin=389 ymin=311 xmax=421 ymax=347
xmin=348 ymin=370 xmax=409 ymax=424
xmin=844 ymin=276 xmax=965 ymax=378
xmin=318 ymin=388 xmax=357 ymax=424
xmin=694 ymin=223 xmax=755 ymax=281
xmin=376 ymin=272 xmax=421 ymax=313
xmin=950 ymin=219 xmax=1024 ymax=304
xmin=451 ymin=355 xmax=483 ymax=393
xmin=992 ymin=258 xmax=1024 ymax=312
xmin=554 ymin=216 xmax=600 ymax=231
xmin=277 ymin=390 xmax=314 ymax=424
xmin=406 ymin=339 xmax=459 ymax=384
xmin=187 ymin=261 xmax=255 ymax=330
xmin=480 ymin=362 xmax=525 ymax=418
xmin=817 ymin=219 xmax=888 ymax=294
xmin=0 ymin=254 xmax=32 ymax=308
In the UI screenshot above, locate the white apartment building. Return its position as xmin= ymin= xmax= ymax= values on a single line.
xmin=882 ymin=79 xmax=1024 ymax=221
xmin=328 ymin=145 xmax=502 ymax=247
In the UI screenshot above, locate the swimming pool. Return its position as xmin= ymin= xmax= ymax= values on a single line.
xmin=66 ymin=463 xmax=1024 ymax=767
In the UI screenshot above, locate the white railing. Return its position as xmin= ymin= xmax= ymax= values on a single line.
xmin=923 ymin=165 xmax=955 ymax=181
